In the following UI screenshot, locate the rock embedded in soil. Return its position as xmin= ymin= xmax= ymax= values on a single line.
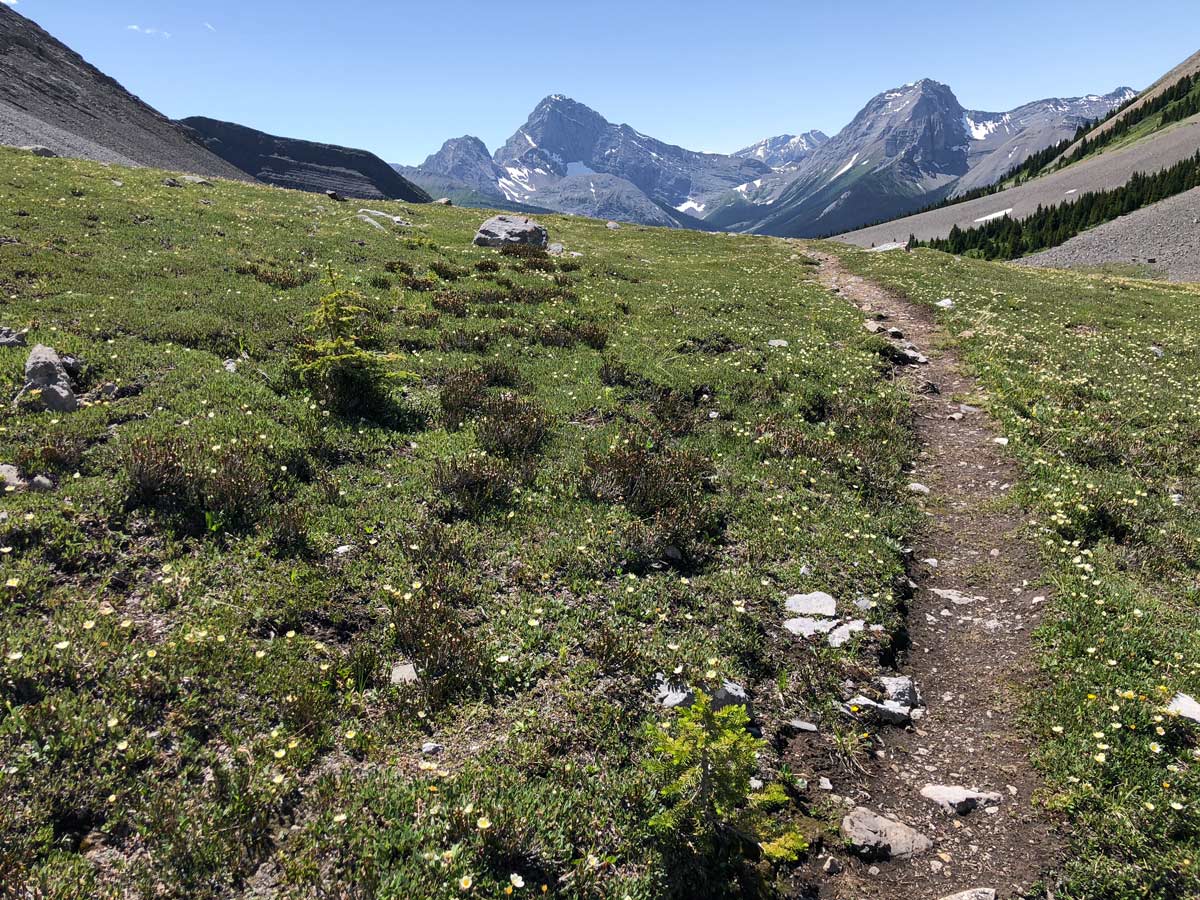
xmin=878 ymin=675 xmax=922 ymax=707
xmin=828 ymin=619 xmax=865 ymax=648
xmin=841 ymin=806 xmax=932 ymax=860
xmin=920 ymin=784 xmax=1002 ymax=815
xmin=785 ymin=591 xmax=837 ymax=617
xmin=14 ymin=344 xmax=78 ymax=413
xmin=390 ymin=662 xmax=419 ymax=685
xmin=783 ymin=616 xmax=838 ymax=638
xmin=938 ymin=891 xmax=996 ymax=900
xmin=848 ymin=695 xmax=912 ymax=726
xmin=1 ymin=464 xmax=27 ymax=492
xmin=473 ymin=215 xmax=549 ymax=248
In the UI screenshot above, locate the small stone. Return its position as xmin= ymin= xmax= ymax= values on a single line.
xmin=421 ymin=741 xmax=444 ymax=755
xmin=920 ymin=784 xmax=1002 ymax=815
xmin=768 ymin=339 xmax=789 ymax=348
xmin=548 ymin=242 xmax=565 ymax=256
xmin=785 ymin=591 xmax=837 ymax=617
xmin=1150 ymin=346 xmax=1164 ymax=359
xmin=654 ymin=673 xmax=694 ymax=709
xmin=606 ymin=221 xmax=621 ymax=230
xmin=908 ymin=482 xmax=931 ymax=495
xmin=878 ymin=675 xmax=921 ymax=707
xmin=818 ymin=777 xmax=833 ymax=791
xmin=783 ymin=616 xmax=838 ymax=638
xmin=390 ymin=662 xmax=419 ymax=685
xmin=841 ymin=807 xmax=931 ymax=860
xmin=786 ymin=718 xmax=818 ymax=733
xmin=993 ymin=437 xmax=1009 ymax=446
xmin=325 ymin=190 xmax=345 ymax=201
xmin=711 ymin=680 xmax=752 ymax=717
xmin=931 ymin=587 xmax=984 ymax=605
xmin=822 ymin=855 xmax=842 ymax=874
xmin=938 ymin=891 xmax=996 ymax=900
xmin=0 ymin=465 xmax=27 ymax=492
xmin=749 ymin=777 xmax=764 ymax=790
xmin=828 ymin=620 xmax=865 ymax=648
xmin=473 ymin=215 xmax=548 ymax=249
xmin=28 ymin=475 xmax=54 ymax=493
xmin=14 ymin=344 xmax=77 ymax=413
xmin=0 ymin=327 xmax=27 ymax=348
xmin=1167 ymin=693 xmax=1200 ymax=723
xmin=356 ymin=213 xmax=385 ymax=230
xmin=848 ymin=695 xmax=912 ymax=726
xmin=936 ymin=298 xmax=955 ymax=309
xmin=162 ymin=177 xmax=182 ymax=188
xmin=182 ymin=175 xmax=212 ymax=186
xmin=332 ymin=544 xmax=355 ymax=556
xmin=434 ymin=197 xmax=453 ymax=206
xmin=223 ymin=359 xmax=238 ymax=373
xmin=20 ymin=145 xmax=57 ymax=158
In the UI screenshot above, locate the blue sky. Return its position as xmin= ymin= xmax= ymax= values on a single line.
xmin=8 ymin=1 xmax=1199 ymax=164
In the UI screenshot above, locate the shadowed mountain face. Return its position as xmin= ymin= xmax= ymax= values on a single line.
xmin=180 ymin=117 xmax=430 ymax=203
xmin=0 ymin=4 xmax=247 ymax=179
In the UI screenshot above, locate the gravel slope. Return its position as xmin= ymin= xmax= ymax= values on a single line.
xmin=1017 ymin=187 xmax=1200 ymax=282
xmin=0 ymin=5 xmax=248 ymax=180
xmin=837 ymin=117 xmax=1200 ymax=247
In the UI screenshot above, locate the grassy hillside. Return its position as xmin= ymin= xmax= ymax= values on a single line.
xmin=838 ymin=247 xmax=1200 ymax=899
xmin=0 ymin=149 xmax=921 ymax=898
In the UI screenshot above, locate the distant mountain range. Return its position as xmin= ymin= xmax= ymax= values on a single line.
xmin=397 ymin=85 xmax=1134 ymax=236
xmin=0 ymin=2 xmax=1140 ymax=234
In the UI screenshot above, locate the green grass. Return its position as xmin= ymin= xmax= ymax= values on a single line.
xmin=0 ymin=149 xmax=922 ymax=899
xmin=837 ymin=246 xmax=1200 ymax=900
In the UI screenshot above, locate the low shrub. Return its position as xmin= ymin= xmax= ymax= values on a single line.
xmin=475 ymin=396 xmax=550 ymax=457
xmin=429 ymin=260 xmax=467 ymax=282
xmin=234 ymin=260 xmax=316 ymax=290
xmin=433 ymin=456 xmax=516 ymax=521
xmin=431 ymin=291 xmax=469 ymax=318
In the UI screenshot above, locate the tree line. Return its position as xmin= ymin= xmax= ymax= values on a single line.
xmin=911 ymin=149 xmax=1200 ymax=261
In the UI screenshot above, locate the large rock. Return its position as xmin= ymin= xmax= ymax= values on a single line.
xmin=841 ymin=807 xmax=932 ymax=859
xmin=14 ymin=345 xmax=77 ymax=412
xmin=920 ymin=784 xmax=1002 ymax=815
xmin=785 ymin=591 xmax=837 ymax=617
xmin=473 ymin=215 xmax=549 ymax=249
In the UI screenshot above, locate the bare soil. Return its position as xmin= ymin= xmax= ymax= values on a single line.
xmin=796 ymin=252 xmax=1066 ymax=900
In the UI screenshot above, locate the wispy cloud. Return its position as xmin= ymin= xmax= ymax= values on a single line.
xmin=1 ymin=1 xmax=19 ymax=8
xmin=204 ymin=22 xmax=217 ymax=33
xmin=127 ymin=24 xmax=172 ymax=39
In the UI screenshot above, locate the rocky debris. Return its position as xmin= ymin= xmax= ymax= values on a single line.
xmin=325 ymin=190 xmax=345 ymax=202
xmin=841 ymin=807 xmax=932 ymax=860
xmin=606 ymin=221 xmax=621 ymax=230
xmin=938 ymin=890 xmax=996 ymax=900
xmin=878 ymin=675 xmax=921 ymax=708
xmin=920 ymin=784 xmax=1002 ymax=815
xmin=434 ymin=197 xmax=453 ymax=206
xmin=359 ymin=208 xmax=411 ymax=226
xmin=1 ymin=464 xmax=26 ymax=492
xmin=182 ymin=175 xmax=212 ymax=186
xmin=786 ymin=591 xmax=837 ymax=617
xmin=162 ymin=177 xmax=182 ymax=188
xmin=768 ymin=339 xmax=790 ymax=348
xmin=390 ymin=661 xmax=419 ymax=685
xmin=1167 ymin=693 xmax=1200 ymax=723
xmin=473 ymin=215 xmax=549 ymax=249
xmin=0 ymin=326 xmax=28 ymax=348
xmin=20 ymin=145 xmax=57 ymax=157
xmin=14 ymin=344 xmax=78 ymax=412
xmin=848 ymin=694 xmax=913 ymax=726
xmin=936 ymin=298 xmax=956 ymax=309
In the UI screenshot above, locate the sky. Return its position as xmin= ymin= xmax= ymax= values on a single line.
xmin=7 ymin=1 xmax=1199 ymax=165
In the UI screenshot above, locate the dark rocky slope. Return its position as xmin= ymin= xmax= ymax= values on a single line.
xmin=181 ymin=117 xmax=430 ymax=202
xmin=0 ymin=5 xmax=247 ymax=180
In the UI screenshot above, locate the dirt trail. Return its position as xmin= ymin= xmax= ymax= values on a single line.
xmin=801 ymin=252 xmax=1064 ymax=899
